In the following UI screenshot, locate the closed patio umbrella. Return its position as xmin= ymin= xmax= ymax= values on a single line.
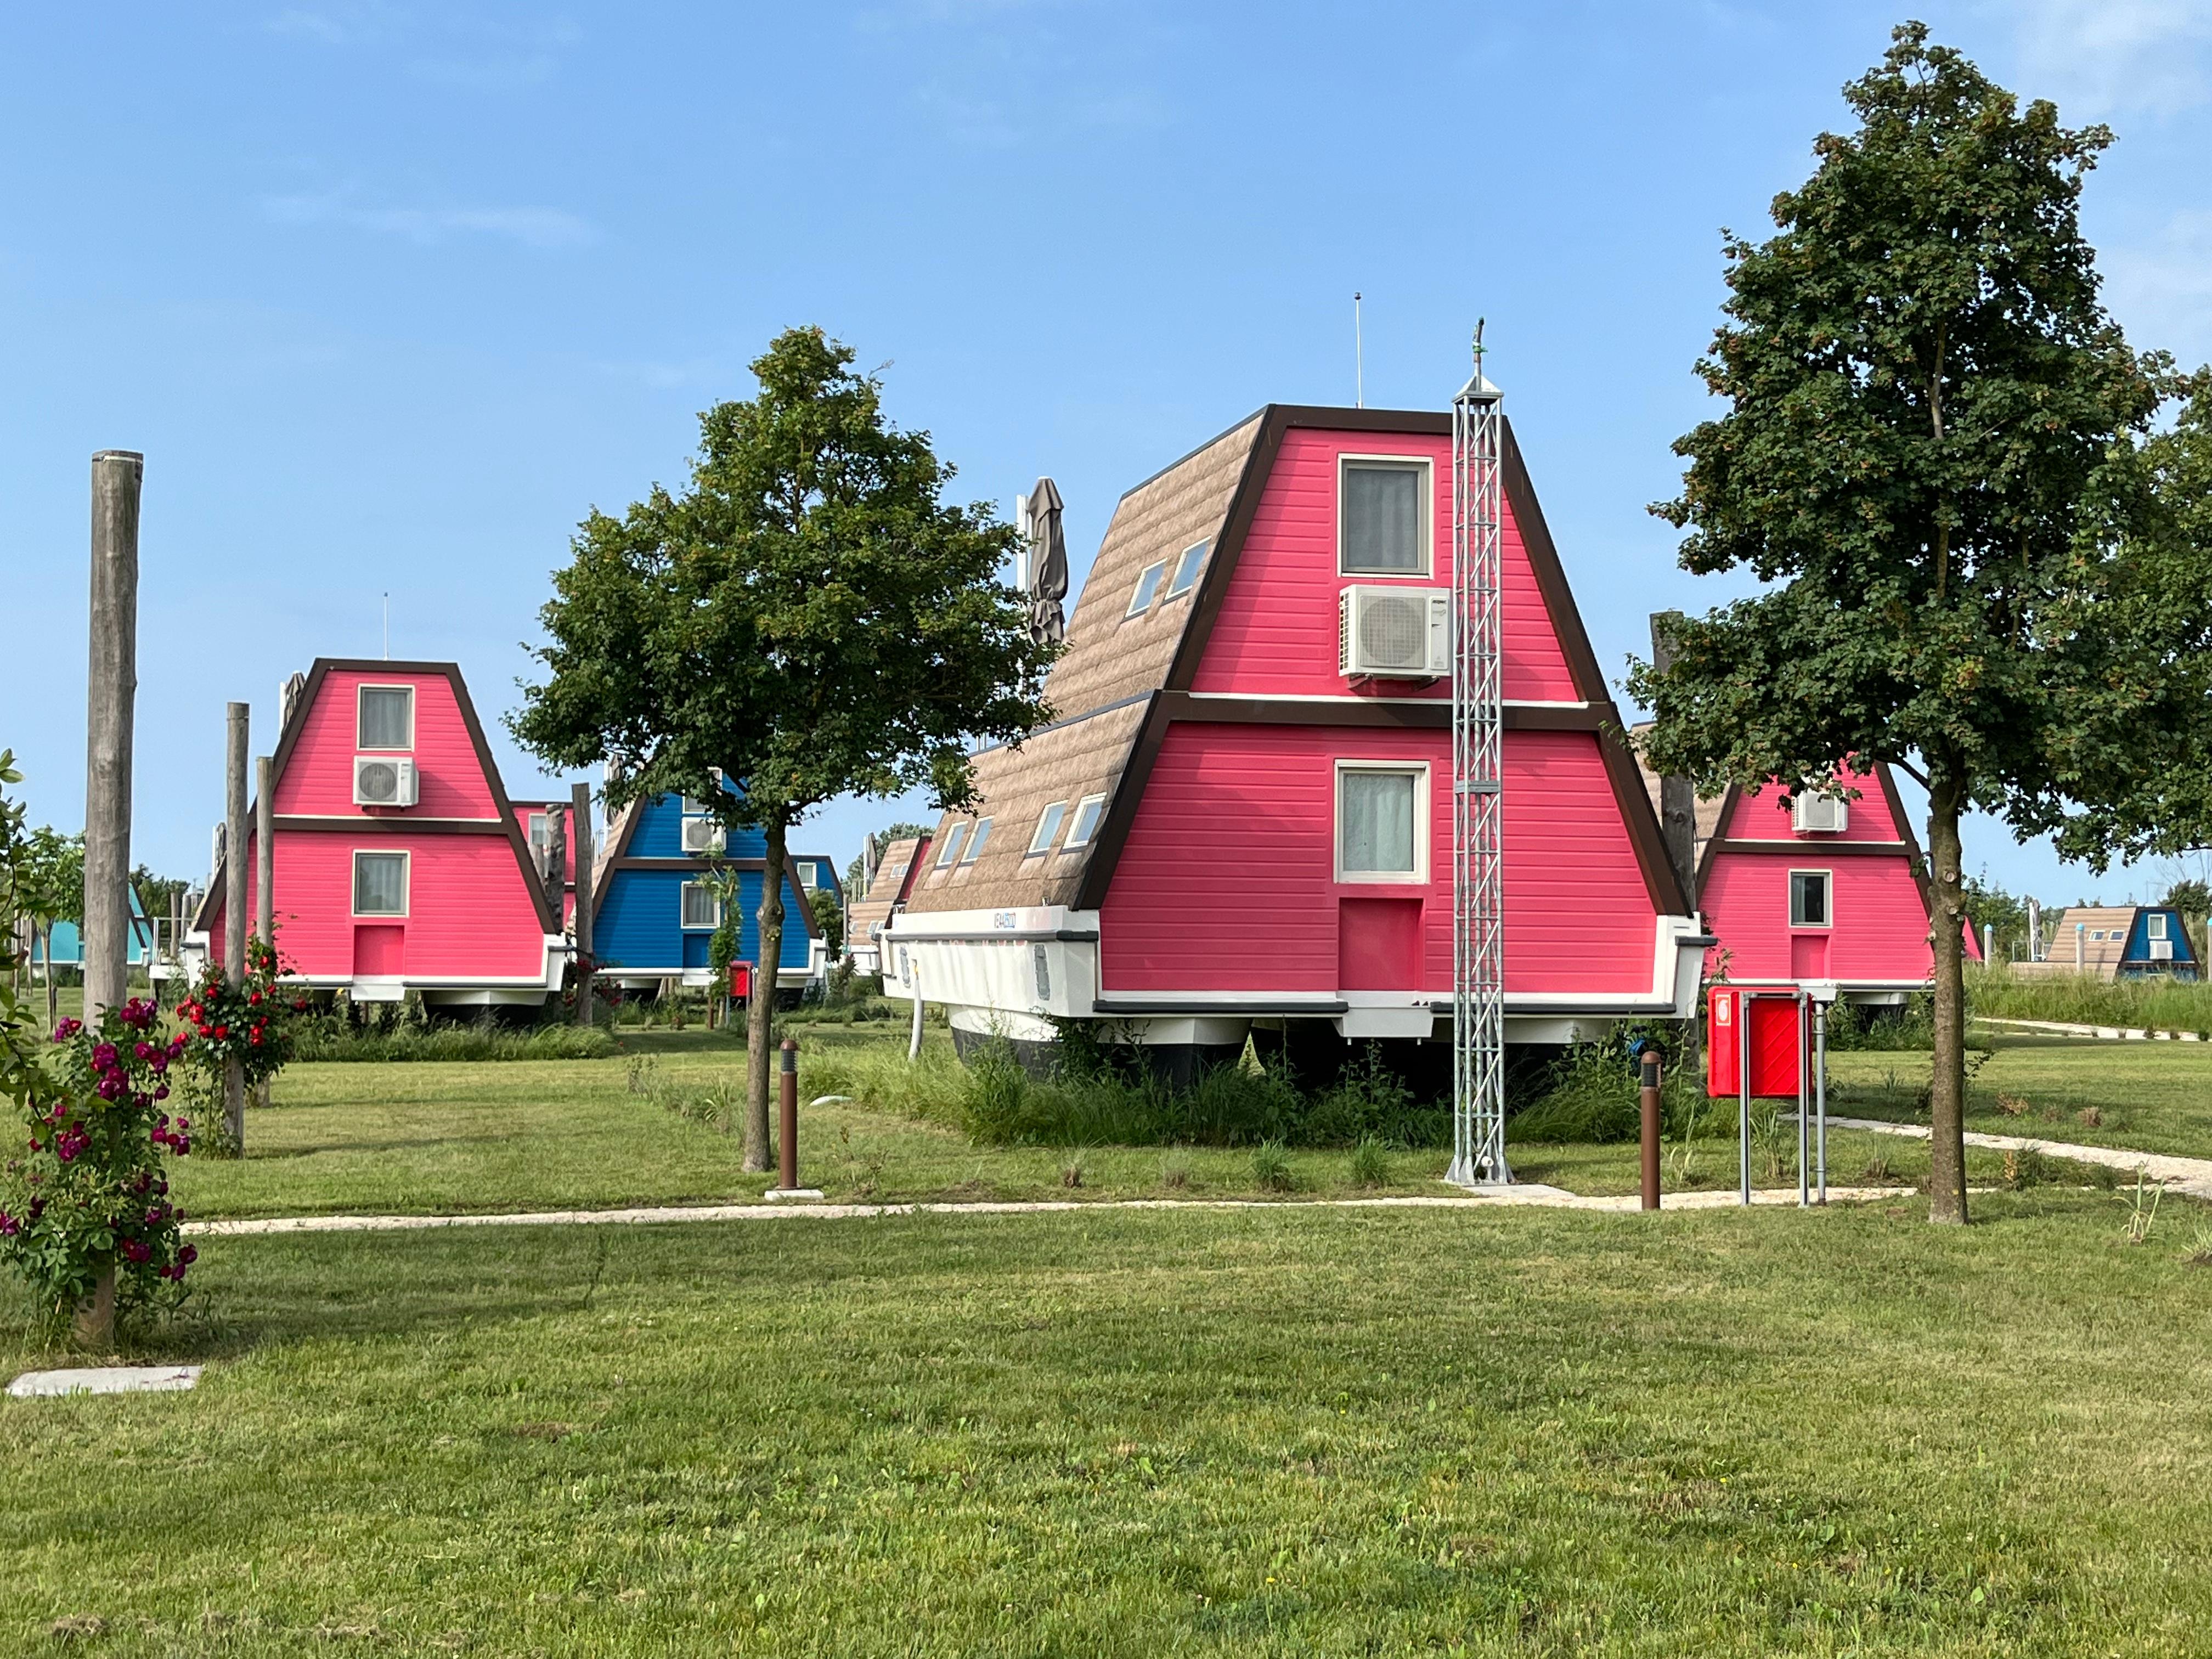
xmin=1024 ymin=476 xmax=1067 ymax=645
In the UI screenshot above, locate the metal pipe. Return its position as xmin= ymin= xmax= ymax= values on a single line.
xmin=907 ymin=962 xmax=924 ymax=1061
xmin=224 ymin=702 xmax=249 ymax=1154
xmin=1815 ymin=1001 xmax=1829 ymax=1204
xmin=1738 ymin=991 xmax=1752 ymax=1206
xmin=1797 ymin=992 xmax=1810 ymax=1208
xmin=778 ymin=1038 xmax=799 ymax=1192
xmin=1639 ymin=1049 xmax=1661 ymax=1211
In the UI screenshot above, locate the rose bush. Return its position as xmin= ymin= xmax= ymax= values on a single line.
xmin=0 ymin=996 xmax=199 ymax=1322
xmin=172 ymin=934 xmax=309 ymax=1152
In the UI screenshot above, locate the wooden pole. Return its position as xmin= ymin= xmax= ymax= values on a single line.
xmin=83 ymin=450 xmax=143 ymax=1027
xmin=255 ymin=754 xmax=274 ymax=1112
xmin=778 ymin=1037 xmax=799 ymax=1192
xmin=571 ymin=781 xmax=595 ymax=1027
xmin=224 ymin=702 xmax=249 ymax=1154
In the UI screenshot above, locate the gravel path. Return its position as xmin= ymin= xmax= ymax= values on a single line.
xmin=1825 ymin=1116 xmax=2212 ymax=1198
xmin=182 ymin=1184 xmax=1918 ymax=1238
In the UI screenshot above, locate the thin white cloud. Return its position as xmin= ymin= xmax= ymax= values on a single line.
xmin=2007 ymin=0 xmax=2212 ymax=116
xmin=263 ymin=191 xmax=595 ymax=249
xmin=264 ymin=3 xmax=404 ymax=47
xmin=2103 ymin=208 xmax=2212 ymax=356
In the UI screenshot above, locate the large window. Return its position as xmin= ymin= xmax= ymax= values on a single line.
xmin=935 ymin=821 xmax=969 ymax=868
xmin=1339 ymin=459 xmax=1429 ymax=575
xmin=961 ymin=818 xmax=992 ymax=864
xmin=1789 ymin=870 xmax=1832 ymax=928
xmin=1027 ymin=802 xmax=1069 ymax=855
xmin=352 ymin=850 xmax=410 ymax=916
xmin=357 ymin=685 xmax=415 ymax=749
xmin=1065 ymin=793 xmax=1107 ymax=850
xmin=680 ymin=881 xmax=721 ymax=930
xmin=1335 ymin=763 xmax=1427 ymax=883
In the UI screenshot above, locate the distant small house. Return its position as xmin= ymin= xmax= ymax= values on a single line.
xmin=1637 ymin=748 xmax=1933 ymax=1002
xmin=591 ymin=789 xmax=828 ymax=993
xmin=2021 ymin=906 xmax=2198 ymax=981
xmin=848 ymin=834 xmax=932 ymax=979
xmin=29 ymin=885 xmax=155 ymax=971
xmin=193 ymin=659 xmax=571 ymax=1008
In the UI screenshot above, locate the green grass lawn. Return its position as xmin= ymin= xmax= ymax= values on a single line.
xmin=161 ymin=1024 xmax=2000 ymax=1222
xmin=1830 ymin=1038 xmax=2212 ymax=1163
xmin=5 ymin=1192 xmax=2211 ymax=1655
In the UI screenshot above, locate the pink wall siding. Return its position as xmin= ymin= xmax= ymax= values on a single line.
xmin=1101 ymin=724 xmax=1655 ymax=995
xmin=1724 ymin=776 xmax=1908 ymax=844
xmin=1189 ymin=428 xmax=1580 ymax=702
xmin=1703 ymin=780 xmax=1931 ymax=984
xmin=274 ymin=669 xmax=500 ymax=819
xmin=219 ymin=830 xmax=549 ymax=980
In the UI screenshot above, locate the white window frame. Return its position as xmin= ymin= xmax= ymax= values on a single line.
xmin=2149 ymin=913 xmax=2168 ymax=941
xmin=935 ymin=821 xmax=969 ymax=868
xmin=679 ymin=880 xmax=721 ymax=931
xmin=961 ymin=817 xmax=992 ymax=864
xmin=528 ymin=812 xmax=553 ymax=862
xmin=1333 ymin=760 xmax=1430 ymax=884
xmin=1064 ymin=793 xmax=1107 ymax=850
xmin=1163 ymin=540 xmax=1208 ymax=601
xmin=1788 ymin=868 xmax=1833 ymax=930
xmin=1336 ymin=455 xmax=1434 ymax=579
xmin=1125 ymin=561 xmax=1169 ymax=618
xmin=351 ymin=849 xmax=411 ymax=918
xmin=356 ymin=684 xmax=416 ymax=751
xmin=1027 ymin=801 xmax=1069 ymax=856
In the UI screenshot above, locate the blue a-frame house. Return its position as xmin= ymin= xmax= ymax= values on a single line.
xmin=30 ymin=883 xmax=156 ymax=970
xmin=592 ymin=791 xmax=839 ymax=992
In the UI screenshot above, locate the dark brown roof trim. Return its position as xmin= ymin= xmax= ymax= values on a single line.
xmin=976 ymin=690 xmax=1153 ymax=754
xmin=1705 ymin=838 xmax=1920 ymax=859
xmin=1073 ymin=691 xmax=1173 ymax=911
xmin=274 ymin=816 xmax=513 ymax=836
xmin=1160 ymin=694 xmax=1610 ymax=732
xmin=1874 ymin=763 xmax=1933 ymax=915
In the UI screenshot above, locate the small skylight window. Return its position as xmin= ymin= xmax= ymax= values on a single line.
xmin=1065 ymin=793 xmax=1107 ymax=850
xmin=1126 ymin=562 xmax=1167 ymax=618
xmin=961 ymin=818 xmax=992 ymax=864
xmin=1164 ymin=540 xmax=1207 ymax=600
xmin=1028 ymin=802 xmax=1069 ymax=855
xmin=935 ymin=822 xmax=968 ymax=868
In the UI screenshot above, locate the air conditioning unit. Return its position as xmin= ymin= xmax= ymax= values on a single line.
xmin=1339 ymin=585 xmax=1449 ymax=680
xmin=353 ymin=755 xmax=419 ymax=808
xmin=681 ymin=817 xmax=726 ymax=854
xmin=1792 ymin=793 xmax=1848 ymax=834
xmin=2151 ymin=938 xmax=2175 ymax=962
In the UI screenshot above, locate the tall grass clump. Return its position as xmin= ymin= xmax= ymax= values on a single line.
xmin=798 ymin=1041 xmax=967 ymax=1128
xmin=1823 ymin=995 xmax=1935 ymax=1051
xmin=1967 ymin=963 xmax=2212 ymax=1032
xmin=951 ymin=1037 xmax=1446 ymax=1149
xmin=1510 ymin=1036 xmax=1705 ymax=1146
xmin=293 ymin=1024 xmax=617 ymax=1063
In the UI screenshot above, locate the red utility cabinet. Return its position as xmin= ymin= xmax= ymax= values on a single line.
xmin=1707 ymin=985 xmax=1806 ymax=1099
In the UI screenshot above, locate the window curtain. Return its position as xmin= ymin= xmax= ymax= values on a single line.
xmin=1341 ymin=771 xmax=1417 ymax=873
xmin=355 ymin=854 xmax=407 ymax=915
xmin=359 ymin=689 xmax=412 ymax=747
xmin=1343 ymin=465 xmax=1421 ymax=571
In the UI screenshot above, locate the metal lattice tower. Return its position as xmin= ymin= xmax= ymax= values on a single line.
xmin=1449 ymin=328 xmax=1509 ymax=1187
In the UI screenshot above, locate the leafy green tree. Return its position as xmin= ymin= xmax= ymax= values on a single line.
xmin=1630 ymin=25 xmax=2212 ymax=1223
xmin=19 ymin=827 xmax=84 ymax=1031
xmin=1960 ymin=871 xmax=2028 ymax=962
xmin=513 ymin=327 xmax=1057 ymax=1168
xmin=810 ymin=885 xmax=844 ymax=957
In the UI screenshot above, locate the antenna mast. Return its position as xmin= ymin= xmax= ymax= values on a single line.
xmin=1449 ymin=321 xmax=1508 ymax=1186
xmin=1353 ymin=292 xmax=1364 ymax=408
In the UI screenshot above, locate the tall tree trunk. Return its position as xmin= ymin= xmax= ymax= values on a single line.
xmin=1925 ymin=771 xmax=1970 ymax=1225
xmin=743 ymin=815 xmax=789 ymax=1173
xmin=42 ymin=924 xmax=57 ymax=1031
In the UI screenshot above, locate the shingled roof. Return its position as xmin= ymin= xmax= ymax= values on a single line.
xmin=904 ymin=404 xmax=1688 ymax=921
xmin=904 ymin=413 xmax=1262 ymax=915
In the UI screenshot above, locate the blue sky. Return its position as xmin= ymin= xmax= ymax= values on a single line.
xmin=5 ymin=2 xmax=2211 ymax=909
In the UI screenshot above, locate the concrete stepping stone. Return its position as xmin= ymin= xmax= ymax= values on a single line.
xmin=8 ymin=1365 xmax=200 ymax=1398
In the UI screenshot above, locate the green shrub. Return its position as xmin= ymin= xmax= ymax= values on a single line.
xmin=1510 ymin=1044 xmax=1642 ymax=1144
xmin=1250 ymin=1140 xmax=1295 ymax=1193
xmin=1824 ymin=996 xmax=1936 ymax=1051
xmin=799 ymin=1041 xmax=966 ymax=1128
xmin=1348 ymin=1136 xmax=1390 ymax=1188
xmin=1967 ymin=963 xmax=2212 ymax=1031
